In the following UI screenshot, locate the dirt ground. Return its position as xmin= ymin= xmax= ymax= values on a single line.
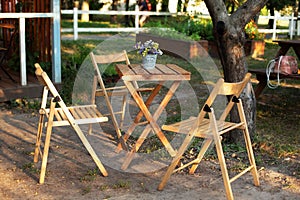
xmin=0 ymin=105 xmax=299 ymax=200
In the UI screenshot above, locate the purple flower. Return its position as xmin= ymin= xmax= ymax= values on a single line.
xmin=135 ymin=40 xmax=163 ymax=57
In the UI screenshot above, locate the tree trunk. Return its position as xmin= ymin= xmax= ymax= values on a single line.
xmin=204 ymin=0 xmax=268 ymax=144
xmin=268 ymin=8 xmax=275 ymax=29
xmin=110 ymin=0 xmax=118 ymax=24
xmin=125 ymin=0 xmax=130 ymax=27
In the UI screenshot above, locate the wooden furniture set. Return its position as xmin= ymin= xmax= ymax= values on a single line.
xmin=33 ymin=51 xmax=259 ymax=200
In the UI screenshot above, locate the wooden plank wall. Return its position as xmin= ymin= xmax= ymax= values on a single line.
xmin=0 ymin=0 xmax=17 ymax=48
xmin=0 ymin=0 xmax=52 ymax=62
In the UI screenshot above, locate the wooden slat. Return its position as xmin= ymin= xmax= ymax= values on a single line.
xmin=69 ymin=107 xmax=81 ymax=119
xmin=131 ymin=65 xmax=151 ymax=75
xmin=116 ymin=64 xmax=191 ymax=81
xmin=81 ymin=107 xmax=93 ymax=118
xmin=85 ymin=106 xmax=95 ymax=118
xmin=142 ymin=65 xmax=163 ymax=74
xmin=54 ymin=109 xmax=63 ymax=121
xmin=57 ymin=109 xmax=68 ymax=121
xmin=91 ymin=106 xmax=103 ymax=118
xmin=93 ymin=53 xmax=128 ymax=64
xmin=163 ymin=117 xmax=245 ymax=138
xmin=74 ymin=107 xmax=86 ymax=119
xmin=116 ymin=64 xmax=135 ymax=76
xmin=95 ymin=89 xmax=128 ymax=96
xmin=166 ymin=64 xmax=190 ymax=75
xmin=155 ymin=64 xmax=177 ymax=74
xmin=52 ymin=117 xmax=108 ymax=127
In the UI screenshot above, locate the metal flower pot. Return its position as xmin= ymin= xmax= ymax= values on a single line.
xmin=142 ymin=54 xmax=157 ymax=69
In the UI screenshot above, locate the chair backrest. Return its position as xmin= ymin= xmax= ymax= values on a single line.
xmin=89 ymin=50 xmax=130 ymax=101
xmin=35 ymin=63 xmax=73 ymax=116
xmin=90 ymin=50 xmax=130 ymax=65
xmin=35 ymin=63 xmax=61 ymax=99
xmin=90 ymin=50 xmax=130 ymax=88
xmin=198 ymin=73 xmax=252 ymax=121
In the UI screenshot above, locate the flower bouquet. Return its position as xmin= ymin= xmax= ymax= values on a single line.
xmin=135 ymin=40 xmax=163 ymax=69
xmin=244 ymin=20 xmax=264 ymax=40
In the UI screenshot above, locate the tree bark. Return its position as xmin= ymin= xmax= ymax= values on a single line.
xmin=110 ymin=0 xmax=118 ymax=24
xmin=268 ymin=8 xmax=275 ymax=29
xmin=204 ymin=0 xmax=268 ymax=143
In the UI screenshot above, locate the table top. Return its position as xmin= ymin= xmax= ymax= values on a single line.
xmin=116 ymin=63 xmax=191 ymax=81
xmin=273 ymin=40 xmax=300 ymax=45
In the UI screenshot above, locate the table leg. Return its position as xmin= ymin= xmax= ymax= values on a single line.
xmin=115 ymin=82 xmax=163 ymax=152
xmin=121 ymin=81 xmax=180 ymax=169
xmin=292 ymin=46 xmax=300 ymax=60
xmin=254 ymin=73 xmax=267 ymax=98
xmin=274 ymin=44 xmax=290 ymax=58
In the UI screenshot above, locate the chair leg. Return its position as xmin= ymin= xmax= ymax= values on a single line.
xmin=238 ymin=102 xmax=260 ymax=186
xmin=88 ymin=124 xmax=93 ymax=135
xmin=157 ymin=155 xmax=182 ymax=191
xmin=189 ymin=139 xmax=212 ymax=174
xmin=214 ymin=135 xmax=234 ymax=200
xmin=243 ymin=129 xmax=260 ymax=186
xmin=158 ymin=128 xmax=196 ymax=191
xmin=209 ymin=112 xmax=234 ymax=200
xmin=121 ymin=125 xmax=152 ymax=170
xmin=39 ymin=100 xmax=56 ymax=184
xmin=71 ymin=122 xmax=108 ymax=177
xmin=34 ymin=113 xmax=45 ymax=163
xmin=119 ymin=94 xmax=127 ymax=129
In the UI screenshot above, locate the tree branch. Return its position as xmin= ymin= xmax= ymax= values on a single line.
xmin=231 ymin=0 xmax=269 ymax=27
xmin=204 ymin=0 xmax=228 ymax=24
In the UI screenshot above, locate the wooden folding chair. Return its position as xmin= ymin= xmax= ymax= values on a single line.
xmin=33 ymin=63 xmax=109 ymax=184
xmin=158 ymin=73 xmax=260 ymax=200
xmin=90 ymin=50 xmax=152 ymax=150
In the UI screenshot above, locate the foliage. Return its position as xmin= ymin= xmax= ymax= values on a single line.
xmin=169 ymin=16 xmax=214 ymax=41
xmin=266 ymin=0 xmax=295 ymax=13
xmin=147 ymin=27 xmax=194 ymax=41
xmin=135 ymin=40 xmax=163 ymax=57
xmin=61 ymin=20 xmax=111 ymax=28
xmin=244 ymin=20 xmax=264 ymax=40
xmin=60 ymin=40 xmax=100 ymax=102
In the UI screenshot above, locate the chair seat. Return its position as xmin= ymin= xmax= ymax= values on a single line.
xmin=0 ymin=23 xmax=15 ymax=29
xmin=0 ymin=47 xmax=7 ymax=51
xmin=95 ymin=87 xmax=128 ymax=96
xmin=95 ymin=86 xmax=153 ymax=96
xmin=162 ymin=117 xmax=245 ymax=138
xmin=42 ymin=105 xmax=108 ymax=127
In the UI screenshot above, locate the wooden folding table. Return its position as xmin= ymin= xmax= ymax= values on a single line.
xmin=115 ymin=63 xmax=191 ymax=170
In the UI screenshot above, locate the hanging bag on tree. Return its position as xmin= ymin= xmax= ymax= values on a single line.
xmin=266 ymin=55 xmax=298 ymax=88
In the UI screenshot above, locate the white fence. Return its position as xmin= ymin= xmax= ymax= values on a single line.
xmin=61 ymin=8 xmax=299 ymax=41
xmin=258 ymin=14 xmax=298 ymax=40
xmin=61 ymin=6 xmax=175 ymax=40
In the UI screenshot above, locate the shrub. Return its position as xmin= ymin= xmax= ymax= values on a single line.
xmin=169 ymin=16 xmax=214 ymax=41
